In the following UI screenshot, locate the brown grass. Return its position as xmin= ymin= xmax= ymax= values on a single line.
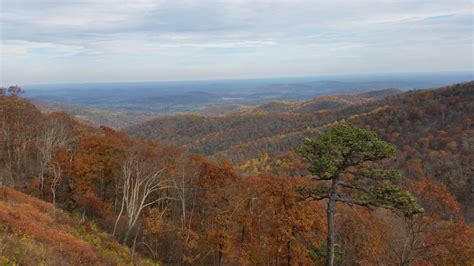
xmin=0 ymin=185 xmax=153 ymax=265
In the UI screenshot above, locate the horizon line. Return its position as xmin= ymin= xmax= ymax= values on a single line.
xmin=14 ymin=70 xmax=474 ymax=87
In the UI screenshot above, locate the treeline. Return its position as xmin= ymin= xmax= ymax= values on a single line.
xmin=0 ymin=85 xmax=473 ymax=264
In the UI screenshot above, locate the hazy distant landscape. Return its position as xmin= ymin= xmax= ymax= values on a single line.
xmin=24 ymin=72 xmax=472 ymax=127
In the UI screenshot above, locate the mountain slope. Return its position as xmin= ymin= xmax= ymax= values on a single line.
xmin=0 ymin=186 xmax=152 ymax=265
xmin=233 ymin=82 xmax=474 ymax=219
xmin=127 ymin=82 xmax=474 ymax=220
xmin=126 ymin=88 xmax=402 ymax=155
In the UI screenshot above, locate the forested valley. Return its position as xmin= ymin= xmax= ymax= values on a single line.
xmin=0 ymin=82 xmax=473 ymax=265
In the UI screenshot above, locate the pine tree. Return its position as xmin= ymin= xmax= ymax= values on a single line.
xmin=298 ymin=123 xmax=422 ymax=266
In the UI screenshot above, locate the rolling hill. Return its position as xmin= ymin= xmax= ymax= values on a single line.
xmin=32 ymin=99 xmax=157 ymax=129
xmin=126 ymin=88 xmax=403 ymax=155
xmin=127 ymin=82 xmax=474 ymax=220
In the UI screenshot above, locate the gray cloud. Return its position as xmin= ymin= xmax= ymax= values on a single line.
xmin=0 ymin=0 xmax=472 ymax=84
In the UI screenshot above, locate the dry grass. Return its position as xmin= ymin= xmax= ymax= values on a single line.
xmin=0 ymin=186 xmax=155 ymax=265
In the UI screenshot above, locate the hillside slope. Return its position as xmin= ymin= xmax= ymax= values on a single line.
xmin=233 ymin=82 xmax=474 ymax=220
xmin=126 ymin=88 xmax=401 ymax=155
xmin=0 ymin=186 xmax=152 ymax=265
xmin=127 ymin=82 xmax=474 ymax=220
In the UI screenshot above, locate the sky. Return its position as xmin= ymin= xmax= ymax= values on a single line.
xmin=0 ymin=0 xmax=473 ymax=85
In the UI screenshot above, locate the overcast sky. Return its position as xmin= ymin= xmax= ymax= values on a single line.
xmin=0 ymin=0 xmax=473 ymax=85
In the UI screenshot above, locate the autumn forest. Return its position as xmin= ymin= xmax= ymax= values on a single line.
xmin=0 ymin=81 xmax=472 ymax=265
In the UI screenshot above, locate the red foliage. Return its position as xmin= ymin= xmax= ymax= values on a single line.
xmin=410 ymin=176 xmax=461 ymax=216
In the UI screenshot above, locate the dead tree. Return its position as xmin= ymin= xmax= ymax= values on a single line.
xmin=49 ymin=161 xmax=62 ymax=208
xmin=113 ymin=151 xmax=174 ymax=244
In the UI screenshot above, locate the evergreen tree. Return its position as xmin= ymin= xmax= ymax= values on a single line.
xmin=298 ymin=123 xmax=422 ymax=266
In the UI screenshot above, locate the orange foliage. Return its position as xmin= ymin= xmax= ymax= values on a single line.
xmin=234 ymin=175 xmax=325 ymax=265
xmin=410 ymin=176 xmax=460 ymax=215
xmin=72 ymin=126 xmax=130 ymax=216
xmin=0 ymin=187 xmax=98 ymax=263
xmin=337 ymin=207 xmax=391 ymax=265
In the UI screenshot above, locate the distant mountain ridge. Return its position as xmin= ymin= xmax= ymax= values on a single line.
xmin=32 ymin=99 xmax=155 ymax=129
xmin=24 ymin=72 xmax=472 ymax=120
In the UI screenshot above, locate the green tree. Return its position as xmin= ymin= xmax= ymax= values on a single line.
xmin=298 ymin=124 xmax=422 ymax=266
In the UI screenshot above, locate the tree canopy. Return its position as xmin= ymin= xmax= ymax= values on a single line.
xmin=298 ymin=123 xmax=422 ymax=265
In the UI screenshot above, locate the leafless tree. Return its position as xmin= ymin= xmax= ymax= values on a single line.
xmin=37 ymin=114 xmax=72 ymax=198
xmin=49 ymin=161 xmax=62 ymax=208
xmin=113 ymin=147 xmax=174 ymax=244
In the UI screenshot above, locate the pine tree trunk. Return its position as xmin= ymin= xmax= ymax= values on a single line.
xmin=326 ymin=177 xmax=338 ymax=266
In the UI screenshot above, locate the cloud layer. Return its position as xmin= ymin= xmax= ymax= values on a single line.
xmin=1 ymin=0 xmax=472 ymax=84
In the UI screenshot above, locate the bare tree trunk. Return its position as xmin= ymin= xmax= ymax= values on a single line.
xmin=113 ymin=191 xmax=125 ymax=236
xmin=180 ymin=171 xmax=186 ymax=228
xmin=123 ymin=227 xmax=132 ymax=245
xmin=38 ymin=122 xmax=70 ymax=199
xmin=131 ymin=221 xmax=142 ymax=261
xmin=50 ymin=161 xmax=62 ymax=209
xmin=39 ymin=162 xmax=46 ymax=199
xmin=52 ymin=189 xmax=56 ymax=207
xmin=116 ymin=153 xmax=173 ymax=245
